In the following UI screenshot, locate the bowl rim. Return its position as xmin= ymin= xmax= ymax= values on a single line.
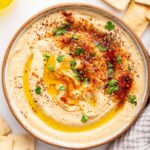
xmin=2 ymin=3 xmax=150 ymax=149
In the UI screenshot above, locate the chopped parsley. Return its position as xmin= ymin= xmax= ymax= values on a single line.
xmin=75 ymin=48 xmax=84 ymax=55
xmin=74 ymin=69 xmax=81 ymax=81
xmin=72 ymin=69 xmax=81 ymax=81
xmin=81 ymin=114 xmax=89 ymax=123
xmin=83 ymin=77 xmax=89 ymax=84
xmin=70 ymin=60 xmax=77 ymax=68
xmin=53 ymin=28 xmax=66 ymax=36
xmin=96 ymin=44 xmax=107 ymax=51
xmin=43 ymin=53 xmax=50 ymax=61
xmin=105 ymin=21 xmax=115 ymax=31
xmin=72 ymin=34 xmax=79 ymax=40
xmin=128 ymin=94 xmax=137 ymax=106
xmin=58 ymin=85 xmax=66 ymax=91
xmin=108 ymin=68 xmax=114 ymax=77
xmin=70 ymin=61 xmax=81 ymax=81
xmin=48 ymin=65 xmax=55 ymax=72
xmin=53 ymin=23 xmax=71 ymax=36
xmin=108 ymin=79 xmax=118 ymax=94
xmin=35 ymin=86 xmax=41 ymax=94
xmin=57 ymin=55 xmax=65 ymax=63
xmin=116 ymin=56 xmax=122 ymax=64
xmin=108 ymin=79 xmax=117 ymax=87
xmin=108 ymin=86 xmax=118 ymax=94
xmin=108 ymin=62 xmax=114 ymax=77
xmin=108 ymin=62 xmax=113 ymax=68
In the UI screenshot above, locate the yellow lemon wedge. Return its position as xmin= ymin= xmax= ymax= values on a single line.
xmin=0 ymin=0 xmax=14 ymax=12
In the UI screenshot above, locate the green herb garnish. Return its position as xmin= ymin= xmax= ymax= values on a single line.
xmin=43 ymin=53 xmax=50 ymax=61
xmin=58 ymin=85 xmax=66 ymax=91
xmin=108 ymin=62 xmax=113 ymax=68
xmin=105 ymin=21 xmax=115 ymax=31
xmin=70 ymin=65 xmax=81 ymax=81
xmin=108 ymin=68 xmax=114 ymax=77
xmin=83 ymin=77 xmax=89 ymax=84
xmin=53 ymin=23 xmax=71 ymax=36
xmin=75 ymin=48 xmax=84 ymax=55
xmin=108 ymin=79 xmax=118 ymax=94
xmin=35 ymin=86 xmax=41 ymax=94
xmin=108 ymin=62 xmax=114 ymax=77
xmin=81 ymin=114 xmax=89 ymax=123
xmin=70 ymin=60 xmax=77 ymax=68
xmin=75 ymin=70 xmax=81 ymax=81
xmin=96 ymin=44 xmax=107 ymax=51
xmin=108 ymin=86 xmax=119 ymax=94
xmin=48 ymin=65 xmax=55 ymax=72
xmin=72 ymin=34 xmax=79 ymax=40
xmin=72 ymin=69 xmax=81 ymax=81
xmin=53 ymin=28 xmax=66 ymax=36
xmin=128 ymin=94 xmax=137 ymax=106
xmin=108 ymin=79 xmax=117 ymax=87
xmin=57 ymin=55 xmax=65 ymax=63
xmin=116 ymin=56 xmax=122 ymax=64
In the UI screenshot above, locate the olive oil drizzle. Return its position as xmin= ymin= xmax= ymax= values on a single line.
xmin=23 ymin=55 xmax=122 ymax=132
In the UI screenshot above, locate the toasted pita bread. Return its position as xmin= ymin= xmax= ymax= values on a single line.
xmin=146 ymin=10 xmax=150 ymax=20
xmin=9 ymin=134 xmax=35 ymax=150
xmin=123 ymin=1 xmax=149 ymax=37
xmin=135 ymin=0 xmax=150 ymax=6
xmin=0 ymin=117 xmax=11 ymax=136
xmin=103 ymin=0 xmax=130 ymax=11
xmin=0 ymin=136 xmax=13 ymax=150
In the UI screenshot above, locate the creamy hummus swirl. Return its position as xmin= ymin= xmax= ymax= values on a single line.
xmin=7 ymin=9 xmax=145 ymax=132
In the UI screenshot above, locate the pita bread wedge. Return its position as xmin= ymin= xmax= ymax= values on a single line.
xmin=9 ymin=134 xmax=35 ymax=150
xmin=0 ymin=117 xmax=11 ymax=136
xmin=135 ymin=0 xmax=150 ymax=6
xmin=0 ymin=136 xmax=13 ymax=150
xmin=146 ymin=10 xmax=150 ymax=20
xmin=103 ymin=0 xmax=130 ymax=11
xmin=123 ymin=1 xmax=149 ymax=37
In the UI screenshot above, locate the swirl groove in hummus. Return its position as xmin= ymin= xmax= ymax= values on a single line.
xmin=8 ymin=9 xmax=145 ymax=134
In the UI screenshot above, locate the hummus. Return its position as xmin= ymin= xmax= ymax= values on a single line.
xmin=7 ymin=7 xmax=146 ymax=145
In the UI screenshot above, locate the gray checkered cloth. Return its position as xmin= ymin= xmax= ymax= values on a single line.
xmin=109 ymin=103 xmax=150 ymax=150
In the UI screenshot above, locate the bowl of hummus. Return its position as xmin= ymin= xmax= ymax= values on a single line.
xmin=2 ymin=3 xmax=150 ymax=149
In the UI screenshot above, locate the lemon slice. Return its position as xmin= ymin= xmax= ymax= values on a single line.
xmin=0 ymin=0 xmax=14 ymax=13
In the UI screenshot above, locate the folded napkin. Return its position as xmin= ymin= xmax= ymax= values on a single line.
xmin=109 ymin=99 xmax=150 ymax=150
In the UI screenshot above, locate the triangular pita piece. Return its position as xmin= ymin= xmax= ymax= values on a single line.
xmin=103 ymin=0 xmax=130 ymax=11
xmin=0 ymin=117 xmax=11 ymax=136
xmin=0 ymin=136 xmax=13 ymax=150
xmin=146 ymin=10 xmax=150 ymax=20
xmin=9 ymin=134 xmax=35 ymax=150
xmin=135 ymin=0 xmax=150 ymax=6
xmin=123 ymin=1 xmax=149 ymax=37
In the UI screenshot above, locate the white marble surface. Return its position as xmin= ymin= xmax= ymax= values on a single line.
xmin=0 ymin=0 xmax=149 ymax=150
